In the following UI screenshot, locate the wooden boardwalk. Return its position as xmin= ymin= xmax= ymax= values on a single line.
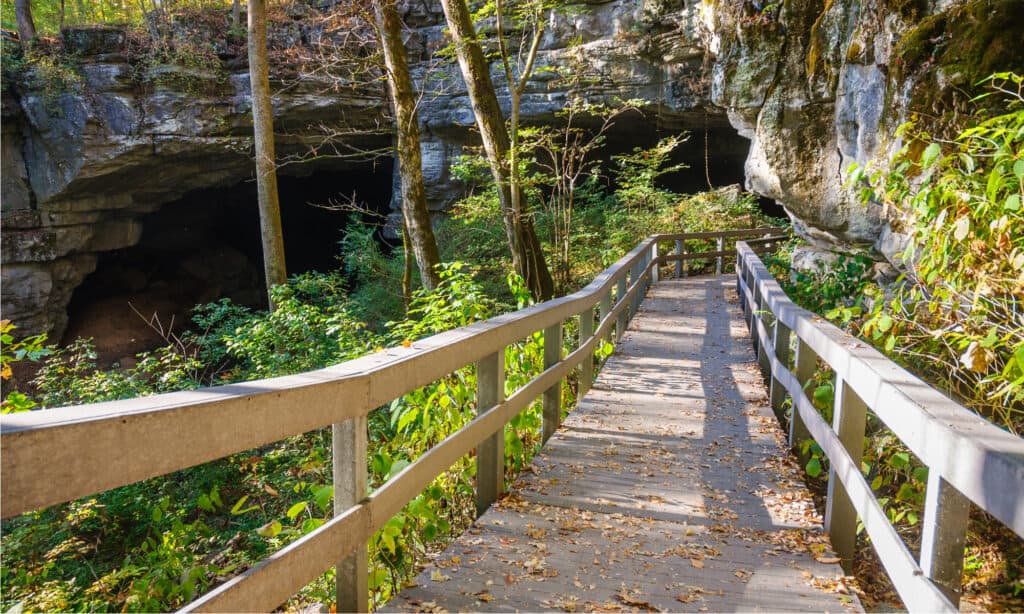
xmin=387 ymin=277 xmax=862 ymax=613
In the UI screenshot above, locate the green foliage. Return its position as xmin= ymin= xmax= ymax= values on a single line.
xmin=611 ymin=135 xmax=689 ymax=210
xmin=340 ymin=224 xmax=408 ymax=327
xmin=850 ymin=72 xmax=1024 ymax=432
xmin=1 ymin=320 xmax=51 ymax=413
xmin=764 ymin=241 xmax=874 ymax=316
xmin=1 ymin=42 xmax=84 ymax=113
xmin=388 ymin=263 xmax=494 ymax=341
xmin=222 ymin=272 xmax=375 ymax=377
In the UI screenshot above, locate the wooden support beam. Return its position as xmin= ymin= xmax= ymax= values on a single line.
xmin=769 ymin=319 xmax=791 ymax=422
xmin=616 ymin=275 xmax=628 ymax=341
xmin=542 ymin=322 xmax=562 ymax=444
xmin=333 ymin=417 xmax=368 ymax=613
xmin=475 ymin=351 xmax=505 ymax=516
xmin=716 ymin=236 xmax=724 ymax=274
xmin=578 ymin=307 xmax=594 ymax=398
xmin=674 ymin=240 xmax=682 ymax=278
xmin=600 ymin=291 xmax=612 ymax=345
xmin=790 ymin=338 xmax=815 ymax=449
xmin=920 ymin=472 xmax=970 ymax=605
xmin=650 ymin=243 xmax=659 ymax=284
xmin=825 ymin=378 xmax=867 ymax=571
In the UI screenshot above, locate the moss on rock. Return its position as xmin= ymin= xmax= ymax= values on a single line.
xmin=896 ymin=0 xmax=1024 ymax=130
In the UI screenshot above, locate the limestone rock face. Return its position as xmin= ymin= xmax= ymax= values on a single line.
xmin=2 ymin=22 xmax=387 ymax=337
xmin=3 ymin=0 xmax=1022 ymax=338
xmin=710 ymin=0 xmax=1024 ymax=250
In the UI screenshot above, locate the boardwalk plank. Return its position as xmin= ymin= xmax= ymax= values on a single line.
xmin=386 ymin=277 xmax=862 ymax=613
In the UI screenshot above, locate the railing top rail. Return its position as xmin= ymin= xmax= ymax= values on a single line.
xmin=3 ymin=228 xmax=779 ymax=518
xmin=736 ymin=241 xmax=1024 ymax=538
xmin=655 ymin=227 xmax=788 ymax=242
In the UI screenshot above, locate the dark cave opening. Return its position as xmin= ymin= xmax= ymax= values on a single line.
xmin=63 ymin=164 xmax=394 ymax=362
xmin=576 ymin=111 xmax=781 ymax=219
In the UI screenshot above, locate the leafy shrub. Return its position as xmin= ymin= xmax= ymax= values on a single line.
xmin=851 ymin=72 xmax=1024 ymax=432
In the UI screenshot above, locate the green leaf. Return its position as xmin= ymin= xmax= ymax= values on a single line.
xmin=912 ymin=466 xmax=929 ymax=484
xmin=1014 ymin=158 xmax=1024 ymax=181
xmin=152 ymin=506 xmax=163 ymax=523
xmin=286 ymin=501 xmax=308 ymax=522
xmin=257 ymin=521 xmax=282 ymax=538
xmin=921 ymin=142 xmax=941 ymax=167
xmin=813 ymin=384 xmax=833 ymax=407
xmin=877 ymin=314 xmax=893 ymax=332
xmin=386 ymin=459 xmax=411 ymax=481
xmin=806 ymin=458 xmax=823 ymax=478
xmin=423 ymin=523 xmax=438 ymax=541
xmin=980 ymin=327 xmax=1000 ymax=348
xmin=314 ymin=486 xmax=333 ymax=513
xmin=231 ymin=495 xmax=259 ymax=515
xmin=884 ymin=334 xmax=896 ymax=353
xmin=301 ymin=518 xmax=325 ymax=534
xmin=890 ymin=451 xmax=910 ymax=469
xmin=1006 ymin=194 xmax=1021 ymax=211
xmin=871 ymin=475 xmax=884 ymax=490
xmin=197 ymin=494 xmax=214 ymax=513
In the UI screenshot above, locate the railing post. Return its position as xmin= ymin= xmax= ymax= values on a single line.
xmin=600 ymin=290 xmax=612 ymax=344
xmin=825 ymin=379 xmax=867 ymax=571
xmin=475 ymin=351 xmax=505 ymax=517
xmin=769 ymin=318 xmax=791 ymax=421
xmin=790 ymin=338 xmax=815 ymax=448
xmin=616 ymin=274 xmax=628 ymax=341
xmin=542 ymin=322 xmax=562 ymax=444
xmin=650 ymin=243 xmax=659 ymax=285
xmin=630 ymin=262 xmax=642 ymax=319
xmin=751 ymin=280 xmax=763 ymax=356
xmin=333 ymin=418 xmax=368 ymax=613
xmin=674 ymin=239 xmax=682 ymax=279
xmin=578 ymin=307 xmax=594 ymax=398
xmin=716 ymin=236 xmax=724 ymax=274
xmin=920 ymin=472 xmax=970 ymax=605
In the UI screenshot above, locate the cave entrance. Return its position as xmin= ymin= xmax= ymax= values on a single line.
xmin=585 ymin=109 xmax=784 ymax=218
xmin=63 ymin=164 xmax=394 ymax=364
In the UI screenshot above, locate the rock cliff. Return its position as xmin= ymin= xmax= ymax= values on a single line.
xmin=2 ymin=0 xmax=1021 ymax=337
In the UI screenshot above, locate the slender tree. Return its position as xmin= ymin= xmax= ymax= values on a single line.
xmin=248 ymin=0 xmax=288 ymax=307
xmin=373 ymin=0 xmax=442 ymax=291
xmin=438 ymin=0 xmax=555 ymax=300
xmin=14 ymin=0 xmax=37 ymax=44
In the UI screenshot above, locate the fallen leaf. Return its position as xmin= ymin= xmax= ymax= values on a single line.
xmin=691 ymin=558 xmax=704 ymax=569
xmin=615 ymin=591 xmax=663 ymax=612
xmin=430 ymin=570 xmax=450 ymax=582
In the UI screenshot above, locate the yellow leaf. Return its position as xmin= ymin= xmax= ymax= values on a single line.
xmin=430 ymin=569 xmax=450 ymax=582
xmin=690 ymin=559 xmax=704 ymax=569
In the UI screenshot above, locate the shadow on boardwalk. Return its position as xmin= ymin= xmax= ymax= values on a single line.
xmin=386 ymin=277 xmax=863 ymax=613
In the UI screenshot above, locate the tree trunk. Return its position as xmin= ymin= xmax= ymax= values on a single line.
xmin=14 ymin=0 xmax=37 ymax=44
xmin=59 ymin=0 xmax=65 ymax=30
xmin=401 ymin=222 xmax=413 ymax=311
xmin=373 ymin=0 xmax=442 ymax=291
xmin=437 ymin=0 xmax=554 ymax=301
xmin=248 ymin=0 xmax=288 ymax=307
xmin=232 ymin=0 xmax=240 ymax=33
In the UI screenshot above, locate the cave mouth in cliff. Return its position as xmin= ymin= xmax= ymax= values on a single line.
xmin=63 ymin=165 xmax=394 ymax=362
xmin=591 ymin=112 xmax=778 ymax=219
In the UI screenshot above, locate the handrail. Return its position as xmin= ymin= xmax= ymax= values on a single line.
xmin=735 ymin=241 xmax=1024 ymax=613
xmin=0 ymin=227 xmax=782 ymax=612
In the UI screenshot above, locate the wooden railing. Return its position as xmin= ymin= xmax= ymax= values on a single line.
xmin=736 ymin=241 xmax=1024 ymax=612
xmin=1 ymin=228 xmax=782 ymax=612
